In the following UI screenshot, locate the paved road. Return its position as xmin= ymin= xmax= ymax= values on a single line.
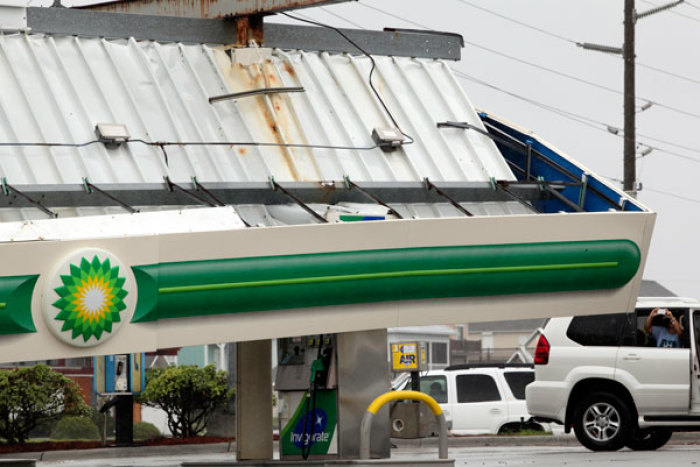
xmin=396 ymin=444 xmax=700 ymax=466
xmin=26 ymin=443 xmax=700 ymax=467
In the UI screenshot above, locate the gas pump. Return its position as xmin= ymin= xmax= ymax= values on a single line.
xmin=276 ymin=330 xmax=391 ymax=460
xmin=276 ymin=335 xmax=337 ymax=460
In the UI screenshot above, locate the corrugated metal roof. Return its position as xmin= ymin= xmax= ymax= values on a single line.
xmin=0 ymin=31 xmax=530 ymax=223
xmin=0 ymin=33 xmax=513 ymax=186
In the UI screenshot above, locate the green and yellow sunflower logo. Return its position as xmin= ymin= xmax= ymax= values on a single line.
xmin=44 ymin=249 xmax=135 ymax=347
xmin=52 ymin=256 xmax=128 ymax=342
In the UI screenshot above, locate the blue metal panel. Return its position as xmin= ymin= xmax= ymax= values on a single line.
xmin=105 ymin=354 xmax=116 ymax=393
xmin=479 ymin=113 xmax=644 ymax=214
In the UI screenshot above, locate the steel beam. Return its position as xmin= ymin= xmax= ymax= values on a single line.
xmin=25 ymin=8 xmax=462 ymax=60
xmin=82 ymin=0 xmax=352 ymax=19
xmin=0 ymin=181 xmax=555 ymax=209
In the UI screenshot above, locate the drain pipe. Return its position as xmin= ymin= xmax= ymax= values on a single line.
xmin=359 ymin=390 xmax=448 ymax=460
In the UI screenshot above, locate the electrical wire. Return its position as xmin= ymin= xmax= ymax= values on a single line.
xmin=281 ymin=12 xmax=414 ymax=145
xmin=451 ymin=0 xmax=700 ymax=86
xmin=452 ymin=69 xmax=700 ymax=165
xmin=640 ymin=0 xmax=700 ymax=22
xmin=359 ymin=1 xmax=700 ymax=123
xmin=643 ymin=186 xmax=700 ymax=204
xmin=319 ymin=6 xmax=367 ymax=30
xmin=359 ymin=3 xmax=433 ymax=30
xmin=467 ymin=39 xmax=700 ymax=121
xmin=455 ymin=0 xmax=577 ymax=44
xmin=0 ymin=138 xmax=383 ymax=151
xmin=637 ymin=62 xmax=700 ymax=86
xmin=453 ymin=69 xmax=700 ymax=156
xmin=462 ymin=39 xmax=623 ymax=96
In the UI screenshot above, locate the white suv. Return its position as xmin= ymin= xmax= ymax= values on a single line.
xmin=526 ymin=297 xmax=700 ymax=451
xmin=400 ymin=364 xmax=543 ymax=435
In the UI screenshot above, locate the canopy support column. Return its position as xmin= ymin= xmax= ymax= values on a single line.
xmin=236 ymin=339 xmax=273 ymax=461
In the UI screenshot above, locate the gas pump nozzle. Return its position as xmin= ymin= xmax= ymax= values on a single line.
xmin=310 ymin=357 xmax=326 ymax=388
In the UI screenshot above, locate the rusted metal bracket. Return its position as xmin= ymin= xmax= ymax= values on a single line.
xmin=424 ymin=177 xmax=473 ymax=217
xmin=164 ymin=176 xmax=216 ymax=207
xmin=344 ymin=176 xmax=403 ymax=219
xmin=269 ymin=176 xmax=328 ymax=223
xmin=1 ymin=177 xmax=57 ymax=218
xmin=83 ymin=177 xmax=139 ymax=214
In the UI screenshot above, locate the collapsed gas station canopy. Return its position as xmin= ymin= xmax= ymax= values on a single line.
xmin=0 ymin=6 xmax=655 ymax=363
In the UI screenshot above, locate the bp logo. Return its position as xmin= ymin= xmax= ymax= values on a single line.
xmin=43 ymin=249 xmax=136 ymax=347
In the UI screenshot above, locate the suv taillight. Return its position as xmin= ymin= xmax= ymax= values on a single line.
xmin=534 ymin=334 xmax=550 ymax=365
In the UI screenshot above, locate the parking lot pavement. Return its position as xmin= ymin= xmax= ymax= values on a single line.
xmin=2 ymin=433 xmax=698 ymax=466
xmin=26 ymin=442 xmax=700 ymax=467
xmin=399 ymin=444 xmax=700 ymax=466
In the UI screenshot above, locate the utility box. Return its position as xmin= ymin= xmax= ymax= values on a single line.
xmin=93 ymin=353 xmax=146 ymax=395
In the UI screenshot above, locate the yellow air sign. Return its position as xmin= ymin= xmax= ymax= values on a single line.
xmin=391 ymin=342 xmax=426 ymax=372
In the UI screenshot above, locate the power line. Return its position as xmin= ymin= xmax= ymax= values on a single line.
xmin=359 ymin=3 xmax=700 ymax=164
xmin=606 ymin=175 xmax=700 ymax=203
xmin=452 ymin=69 xmax=700 ymax=165
xmin=319 ymin=6 xmax=367 ymax=30
xmin=636 ymin=62 xmax=700 ymax=85
xmin=451 ymin=0 xmax=700 ymax=87
xmin=455 ymin=0 xmax=576 ymax=44
xmin=640 ymin=0 xmax=700 ymax=22
xmin=452 ymin=69 xmax=610 ymax=131
xmin=462 ymin=40 xmax=623 ymax=95
xmin=359 ymin=3 xmax=433 ymax=30
xmin=359 ymin=1 xmax=700 ymax=123
xmin=643 ymin=186 xmax=700 ymax=204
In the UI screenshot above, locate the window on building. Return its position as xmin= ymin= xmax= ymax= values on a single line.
xmin=456 ymin=374 xmax=501 ymax=403
xmin=431 ymin=342 xmax=448 ymax=366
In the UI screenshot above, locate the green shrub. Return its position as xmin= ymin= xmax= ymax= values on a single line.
xmin=0 ymin=365 xmax=90 ymax=444
xmin=133 ymin=421 xmax=161 ymax=441
xmin=50 ymin=416 xmax=100 ymax=440
xmin=139 ymin=365 xmax=233 ymax=438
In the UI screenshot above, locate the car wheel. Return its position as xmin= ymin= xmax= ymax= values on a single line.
xmin=572 ymin=392 xmax=632 ymax=451
xmin=625 ymin=428 xmax=672 ymax=451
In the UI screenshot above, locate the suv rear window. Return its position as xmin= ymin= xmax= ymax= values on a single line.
xmin=503 ymin=371 xmax=534 ymax=400
xmin=456 ymin=374 xmax=500 ymax=403
xmin=566 ymin=313 xmax=627 ymax=346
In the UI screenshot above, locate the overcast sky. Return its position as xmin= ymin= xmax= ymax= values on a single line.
xmin=271 ymin=0 xmax=700 ymax=300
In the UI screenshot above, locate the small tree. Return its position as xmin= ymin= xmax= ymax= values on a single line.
xmin=138 ymin=365 xmax=233 ymax=438
xmin=0 ymin=364 xmax=90 ymax=444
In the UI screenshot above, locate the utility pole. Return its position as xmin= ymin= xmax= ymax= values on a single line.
xmin=623 ymin=0 xmax=636 ymax=194
xmin=578 ymin=0 xmax=683 ymax=196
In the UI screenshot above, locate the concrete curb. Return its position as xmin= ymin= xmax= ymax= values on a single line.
xmin=0 ymin=441 xmax=235 ymax=462
xmin=1 ymin=433 xmax=699 ymax=462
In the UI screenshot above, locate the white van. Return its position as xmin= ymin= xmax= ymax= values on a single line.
xmin=527 ymin=297 xmax=700 ymax=451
